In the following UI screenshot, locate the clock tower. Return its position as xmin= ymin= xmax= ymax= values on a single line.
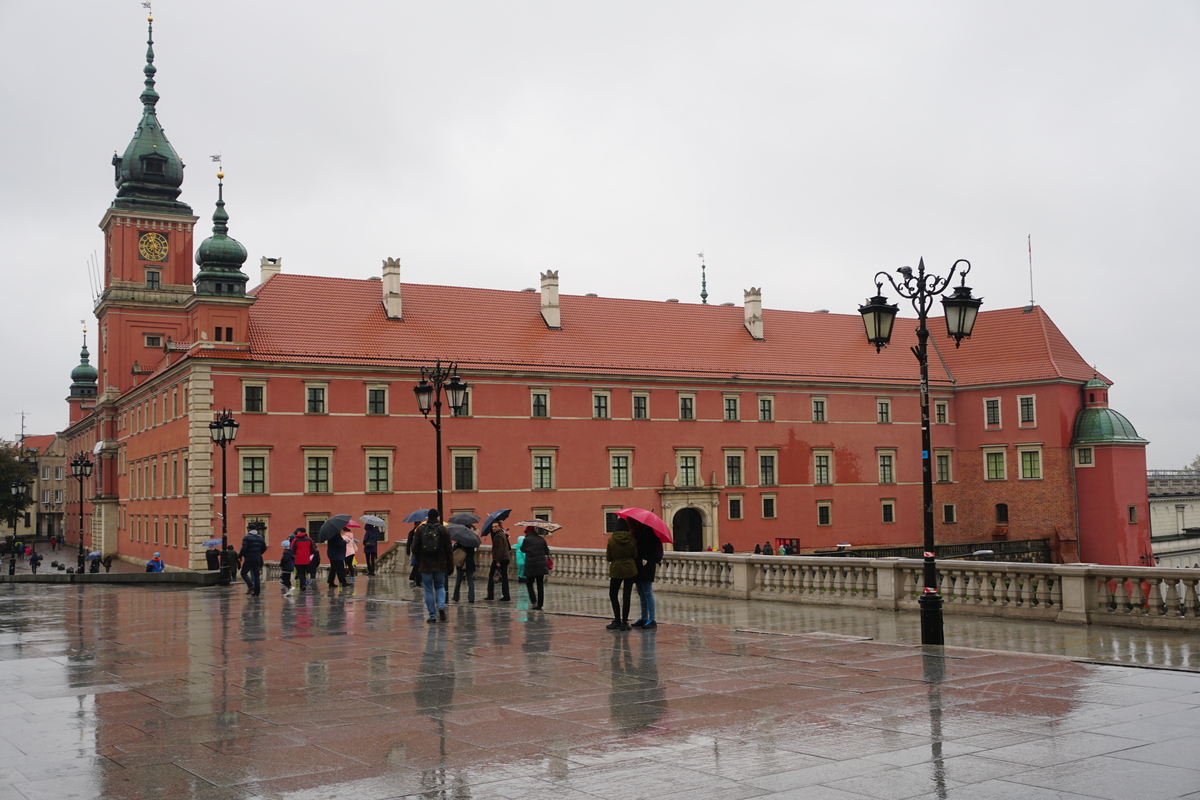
xmin=95 ymin=12 xmax=198 ymax=397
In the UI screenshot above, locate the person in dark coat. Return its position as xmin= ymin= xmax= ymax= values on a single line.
xmin=631 ymin=521 xmax=663 ymax=629
xmin=753 ymin=543 xmax=762 ymax=555
xmin=485 ymin=522 xmax=512 ymax=601
xmin=451 ymin=540 xmax=476 ymax=603
xmin=520 ymin=527 xmax=550 ymax=610
xmin=239 ymin=527 xmax=267 ymax=596
xmin=362 ymin=524 xmax=381 ymax=576
xmin=278 ymin=540 xmax=296 ymax=596
xmin=326 ymin=528 xmax=349 ymax=588
xmin=606 ymin=519 xmax=638 ymax=630
xmin=29 ymin=552 xmax=43 ymax=574
xmin=205 ymin=547 xmax=221 ymax=571
xmin=415 ymin=510 xmax=453 ymax=622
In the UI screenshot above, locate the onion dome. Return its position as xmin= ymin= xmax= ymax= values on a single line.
xmin=194 ymin=172 xmax=249 ymax=296
xmin=69 ymin=338 xmax=98 ymax=399
xmin=1072 ymin=376 xmax=1148 ymax=445
xmin=110 ymin=14 xmax=191 ymax=213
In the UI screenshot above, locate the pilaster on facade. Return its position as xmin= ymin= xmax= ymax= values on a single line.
xmin=186 ymin=365 xmax=216 ymax=569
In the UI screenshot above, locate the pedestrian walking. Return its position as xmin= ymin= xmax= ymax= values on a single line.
xmin=147 ymin=552 xmax=165 ymax=572
xmin=415 ymin=510 xmax=453 ymax=623
xmin=290 ymin=528 xmax=316 ymax=590
xmin=326 ymin=526 xmax=349 ymax=587
xmin=342 ymin=529 xmax=358 ymax=583
xmin=451 ymin=541 xmax=476 ymax=603
xmin=362 ymin=523 xmax=380 ymax=576
xmin=485 ymin=522 xmax=512 ymax=601
xmin=29 ymin=551 xmax=42 ymax=574
xmin=279 ymin=540 xmax=296 ymax=596
xmin=239 ymin=527 xmax=267 ymax=596
xmin=631 ymin=521 xmax=663 ymax=629
xmin=102 ymin=554 xmax=113 ymax=573
xmin=520 ymin=526 xmax=550 ymax=610
xmin=223 ymin=545 xmax=240 ymax=578
xmin=605 ymin=519 xmax=637 ymax=630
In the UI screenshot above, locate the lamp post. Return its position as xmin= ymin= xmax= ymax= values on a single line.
xmin=70 ymin=454 xmax=93 ymax=573
xmin=9 ymin=480 xmax=29 ymax=576
xmin=413 ymin=362 xmax=468 ymax=518
xmin=208 ymin=409 xmax=239 ymax=585
xmin=859 ymin=257 xmax=982 ymax=646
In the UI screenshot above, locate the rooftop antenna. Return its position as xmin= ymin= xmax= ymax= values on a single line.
xmin=698 ymin=252 xmax=708 ymax=305
xmin=1023 ymin=234 xmax=1035 ymax=313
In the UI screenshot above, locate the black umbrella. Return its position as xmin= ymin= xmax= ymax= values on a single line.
xmin=446 ymin=524 xmax=482 ymax=547
xmin=480 ymin=509 xmax=511 ymax=533
xmin=318 ymin=514 xmax=356 ymax=543
xmin=403 ymin=509 xmax=432 ymax=524
xmin=448 ymin=512 xmax=480 ymax=525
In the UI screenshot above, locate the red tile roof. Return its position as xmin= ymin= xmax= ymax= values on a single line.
xmin=243 ymin=275 xmax=1096 ymax=387
xmin=21 ymin=434 xmax=55 ymax=453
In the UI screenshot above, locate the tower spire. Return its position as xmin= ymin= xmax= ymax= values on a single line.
xmin=194 ymin=169 xmax=249 ymax=296
xmin=699 ymin=252 xmax=709 ymax=305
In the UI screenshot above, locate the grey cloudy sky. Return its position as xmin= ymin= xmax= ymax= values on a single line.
xmin=1 ymin=1 xmax=1196 ymax=468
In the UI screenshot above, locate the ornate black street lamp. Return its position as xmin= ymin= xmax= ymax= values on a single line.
xmin=9 ymin=480 xmax=29 ymax=576
xmin=208 ymin=409 xmax=239 ymax=585
xmin=69 ymin=454 xmax=92 ymax=573
xmin=413 ymin=362 xmax=468 ymax=518
xmin=859 ymin=257 xmax=982 ymax=646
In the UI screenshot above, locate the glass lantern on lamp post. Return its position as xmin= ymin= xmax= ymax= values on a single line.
xmin=413 ymin=362 xmax=468 ymax=519
xmin=69 ymin=454 xmax=92 ymax=573
xmin=858 ymin=257 xmax=982 ymax=646
xmin=208 ymin=410 xmax=239 ymax=585
xmin=9 ymin=480 xmax=29 ymax=576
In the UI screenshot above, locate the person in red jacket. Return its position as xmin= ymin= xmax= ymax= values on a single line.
xmin=290 ymin=527 xmax=316 ymax=591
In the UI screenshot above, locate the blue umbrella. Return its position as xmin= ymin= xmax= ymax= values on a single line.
xmin=480 ymin=509 xmax=511 ymax=534
xmin=86 ymin=552 xmax=102 ymax=560
xmin=403 ymin=509 xmax=432 ymax=524
xmin=201 ymin=538 xmax=222 ymax=548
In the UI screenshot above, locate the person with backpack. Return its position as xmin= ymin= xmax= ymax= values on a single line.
xmin=362 ymin=523 xmax=381 ymax=576
xmin=239 ymin=526 xmax=268 ymax=596
xmin=146 ymin=553 xmax=165 ymax=573
xmin=29 ymin=551 xmax=43 ymax=575
xmin=290 ymin=528 xmax=316 ymax=591
xmin=415 ymin=509 xmax=453 ymax=622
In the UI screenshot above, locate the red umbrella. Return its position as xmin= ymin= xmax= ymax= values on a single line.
xmin=615 ymin=508 xmax=672 ymax=544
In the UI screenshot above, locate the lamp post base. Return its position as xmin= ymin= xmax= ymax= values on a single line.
xmin=918 ymin=592 xmax=945 ymax=646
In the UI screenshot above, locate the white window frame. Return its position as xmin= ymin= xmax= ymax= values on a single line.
xmin=728 ymin=494 xmax=743 ymax=520
xmin=811 ymin=396 xmax=827 ymax=422
xmin=758 ymin=394 xmax=775 ymax=422
xmin=1018 ymin=394 xmax=1037 ymax=428
xmin=609 ymin=448 xmax=632 ymax=489
xmin=762 ymin=493 xmax=777 ymax=519
xmin=450 ymin=448 xmax=477 ymax=492
xmin=935 ymin=449 xmax=953 ymax=483
xmin=934 ymin=400 xmax=949 ymax=425
xmin=813 ymin=449 xmax=833 ymax=486
xmin=531 ymin=448 xmax=557 ymax=490
xmin=144 ymin=333 xmax=163 ymax=348
xmin=1018 ymin=445 xmax=1043 ymax=480
xmin=366 ymin=447 xmax=396 ymax=493
xmin=983 ymin=447 xmax=1007 ymax=481
xmin=723 ymin=394 xmax=740 ymax=422
xmin=592 ymin=391 xmax=611 ymax=420
xmin=984 ymin=397 xmax=1002 ymax=429
xmin=242 ymin=379 xmax=267 ymax=414
xmin=757 ymin=449 xmax=779 ymax=487
xmin=877 ymin=398 xmax=892 ymax=424
xmin=881 ymin=499 xmax=896 ymax=524
xmin=1075 ymin=447 xmax=1095 ymax=468
xmin=530 ymin=389 xmax=550 ymax=418
xmin=724 ymin=449 xmax=745 ymax=487
xmin=675 ymin=448 xmax=701 ymax=487
xmin=366 ymin=383 xmax=389 ymax=416
xmin=942 ymin=504 xmax=957 ymax=524
xmin=305 ymin=381 xmax=329 ymax=415
xmin=877 ymin=449 xmax=896 ymax=485
xmin=238 ymin=446 xmax=271 ymax=495
xmin=678 ymin=392 xmax=696 ymax=421
xmin=304 ymin=447 xmax=335 ymax=493
xmin=631 ymin=391 xmax=650 ymax=420
xmin=816 ymin=501 xmax=832 ymax=526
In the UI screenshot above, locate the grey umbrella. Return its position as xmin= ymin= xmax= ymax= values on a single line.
xmin=446 ymin=524 xmax=482 ymax=547
xmin=318 ymin=514 xmax=355 ymax=543
xmin=403 ymin=509 xmax=432 ymax=524
xmin=448 ymin=513 xmax=481 ymax=526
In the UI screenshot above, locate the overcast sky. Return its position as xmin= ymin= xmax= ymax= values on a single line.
xmin=1 ymin=1 xmax=1196 ymax=468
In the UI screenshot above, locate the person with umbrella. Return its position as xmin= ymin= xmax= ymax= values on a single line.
xmin=238 ymin=526 xmax=268 ymax=596
xmin=414 ymin=509 xmax=453 ymax=622
xmin=323 ymin=518 xmax=358 ymax=588
xmin=519 ymin=525 xmax=551 ymax=610
xmin=484 ymin=515 xmax=512 ymax=602
xmin=449 ymin=523 xmax=479 ymax=603
xmin=631 ymin=520 xmax=664 ymax=629
xmin=360 ymin=515 xmax=386 ymax=576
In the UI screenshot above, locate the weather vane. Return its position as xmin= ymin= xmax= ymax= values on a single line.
xmin=141 ymin=1 xmax=152 ymax=10
xmin=698 ymin=252 xmax=708 ymax=305
xmin=211 ymin=154 xmax=223 ymax=168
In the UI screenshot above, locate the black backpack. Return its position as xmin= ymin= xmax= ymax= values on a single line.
xmin=420 ymin=524 xmax=442 ymax=556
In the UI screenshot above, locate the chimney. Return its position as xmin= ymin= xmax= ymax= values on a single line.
xmin=540 ymin=270 xmax=561 ymax=329
xmin=744 ymin=288 xmax=764 ymax=340
xmin=259 ymin=256 xmax=282 ymax=284
xmin=382 ymin=257 xmax=402 ymax=320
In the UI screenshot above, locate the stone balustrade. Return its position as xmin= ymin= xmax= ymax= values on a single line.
xmin=268 ymin=547 xmax=1200 ymax=631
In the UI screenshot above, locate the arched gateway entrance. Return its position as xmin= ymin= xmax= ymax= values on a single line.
xmin=672 ymin=508 xmax=704 ymax=552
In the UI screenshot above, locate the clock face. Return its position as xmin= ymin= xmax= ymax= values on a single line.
xmin=138 ymin=232 xmax=169 ymax=261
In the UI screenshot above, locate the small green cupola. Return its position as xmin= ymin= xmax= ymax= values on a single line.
xmin=1072 ymin=376 xmax=1148 ymax=445
xmin=69 ymin=335 xmax=98 ymax=399
xmin=110 ymin=14 xmax=191 ymax=214
xmin=194 ymin=171 xmax=249 ymax=296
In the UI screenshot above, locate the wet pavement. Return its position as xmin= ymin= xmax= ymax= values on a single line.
xmin=2 ymin=577 xmax=1199 ymax=799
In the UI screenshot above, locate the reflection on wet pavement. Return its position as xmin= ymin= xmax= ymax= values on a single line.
xmin=1 ymin=578 xmax=1198 ymax=799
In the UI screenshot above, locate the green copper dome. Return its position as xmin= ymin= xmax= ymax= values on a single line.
xmin=70 ymin=341 xmax=98 ymax=399
xmin=194 ymin=176 xmax=249 ymax=296
xmin=1073 ymin=407 xmax=1147 ymax=445
xmin=110 ymin=16 xmax=191 ymax=214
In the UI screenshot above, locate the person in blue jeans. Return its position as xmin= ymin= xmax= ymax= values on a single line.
xmin=631 ymin=521 xmax=663 ymax=629
xmin=415 ymin=510 xmax=453 ymax=622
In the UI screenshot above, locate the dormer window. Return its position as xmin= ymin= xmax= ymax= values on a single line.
xmin=141 ymin=153 xmax=168 ymax=177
